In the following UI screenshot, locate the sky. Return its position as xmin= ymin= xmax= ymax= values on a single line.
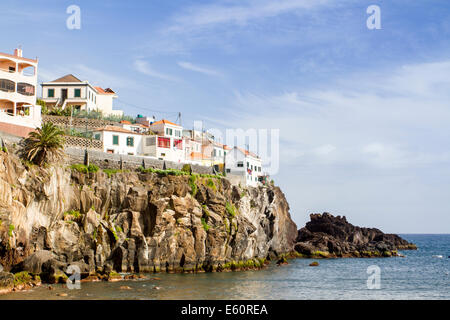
xmin=2 ymin=0 xmax=450 ymax=233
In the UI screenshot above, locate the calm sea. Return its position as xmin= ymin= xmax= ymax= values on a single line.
xmin=1 ymin=234 xmax=448 ymax=300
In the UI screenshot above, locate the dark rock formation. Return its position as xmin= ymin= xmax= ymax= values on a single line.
xmin=0 ymin=151 xmax=297 ymax=284
xmin=295 ymin=213 xmax=417 ymax=258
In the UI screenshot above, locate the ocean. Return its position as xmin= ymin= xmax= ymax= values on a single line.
xmin=0 ymin=234 xmax=448 ymax=300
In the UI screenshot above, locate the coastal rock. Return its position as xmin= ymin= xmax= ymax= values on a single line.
xmin=0 ymin=272 xmax=14 ymax=293
xmin=295 ymin=212 xmax=417 ymax=258
xmin=0 ymin=151 xmax=297 ymax=279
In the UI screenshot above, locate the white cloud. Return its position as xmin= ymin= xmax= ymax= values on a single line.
xmin=177 ymin=61 xmax=222 ymax=77
xmin=167 ymin=0 xmax=334 ymax=32
xmin=133 ymin=59 xmax=180 ymax=82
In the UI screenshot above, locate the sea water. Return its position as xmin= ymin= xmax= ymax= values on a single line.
xmin=1 ymin=234 xmax=448 ymax=300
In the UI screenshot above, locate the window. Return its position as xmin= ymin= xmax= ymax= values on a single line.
xmin=94 ymin=133 xmax=101 ymax=140
xmin=17 ymin=83 xmax=35 ymax=96
xmin=126 ymin=137 xmax=134 ymax=147
xmin=226 ymin=169 xmax=231 ymax=173
xmin=158 ymin=137 xmax=170 ymax=148
xmin=251 ymin=165 xmax=253 ymax=170
xmin=237 ymin=162 xmax=244 ymax=167
xmin=174 ymin=139 xmax=183 ymax=150
xmin=112 ymin=135 xmax=119 ymax=145
xmin=165 ymin=128 xmax=173 ymax=136
xmin=74 ymin=89 xmax=81 ymax=98
xmin=175 ymin=130 xmax=181 ymax=137
xmin=213 ymin=149 xmax=217 ymax=157
xmin=247 ymin=162 xmax=249 ymax=168
xmin=48 ymin=89 xmax=55 ymax=98
xmin=0 ymin=79 xmax=14 ymax=92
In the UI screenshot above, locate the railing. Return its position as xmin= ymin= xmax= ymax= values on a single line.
xmin=0 ymin=67 xmax=15 ymax=74
xmin=64 ymin=135 xmax=103 ymax=150
xmin=43 ymin=114 xmax=119 ymax=129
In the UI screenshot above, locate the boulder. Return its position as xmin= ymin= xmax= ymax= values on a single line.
xmin=0 ymin=272 xmax=14 ymax=293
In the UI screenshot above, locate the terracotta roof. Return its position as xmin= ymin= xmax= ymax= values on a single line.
xmin=93 ymin=125 xmax=141 ymax=135
xmin=120 ymin=120 xmax=131 ymax=124
xmin=214 ymin=142 xmax=232 ymax=150
xmin=50 ymin=74 xmax=82 ymax=83
xmin=94 ymin=86 xmax=116 ymax=95
xmin=236 ymin=147 xmax=259 ymax=159
xmin=0 ymin=52 xmax=38 ymax=64
xmin=150 ymin=119 xmax=180 ymax=127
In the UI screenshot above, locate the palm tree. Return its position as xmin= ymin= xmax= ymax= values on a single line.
xmin=23 ymin=122 xmax=65 ymax=166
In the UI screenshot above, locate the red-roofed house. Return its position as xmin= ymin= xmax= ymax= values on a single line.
xmin=92 ymin=125 xmax=142 ymax=155
xmin=140 ymin=119 xmax=185 ymax=162
xmin=225 ymin=146 xmax=263 ymax=187
xmin=40 ymin=75 xmax=123 ymax=117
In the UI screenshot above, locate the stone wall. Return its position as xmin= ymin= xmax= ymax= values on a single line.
xmin=64 ymin=147 xmax=215 ymax=174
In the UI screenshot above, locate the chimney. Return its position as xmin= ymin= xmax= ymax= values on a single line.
xmin=14 ymin=48 xmax=23 ymax=57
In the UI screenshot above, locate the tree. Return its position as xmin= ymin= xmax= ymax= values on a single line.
xmin=22 ymin=122 xmax=65 ymax=166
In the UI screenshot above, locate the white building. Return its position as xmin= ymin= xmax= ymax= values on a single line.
xmin=225 ymin=147 xmax=263 ymax=187
xmin=0 ymin=48 xmax=41 ymax=137
xmin=41 ymin=74 xmax=123 ymax=117
xmin=141 ymin=119 xmax=185 ymax=162
xmin=92 ymin=125 xmax=142 ymax=156
xmin=119 ymin=120 xmax=150 ymax=134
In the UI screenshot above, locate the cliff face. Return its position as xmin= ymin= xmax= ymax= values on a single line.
xmin=295 ymin=213 xmax=417 ymax=258
xmin=0 ymin=151 xmax=297 ymax=276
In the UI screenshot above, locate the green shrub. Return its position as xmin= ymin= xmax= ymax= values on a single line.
xmin=201 ymin=218 xmax=210 ymax=232
xmin=225 ymin=202 xmax=237 ymax=217
xmin=189 ymin=175 xmax=198 ymax=196
xmin=103 ymin=168 xmax=121 ymax=178
xmin=8 ymin=224 xmax=14 ymax=237
xmin=181 ymin=164 xmax=192 ymax=174
xmin=206 ymin=178 xmax=217 ymax=191
xmin=64 ymin=210 xmax=82 ymax=220
xmin=70 ymin=164 xmax=99 ymax=174
xmin=14 ymin=271 xmax=32 ymax=286
xmin=1 ymin=146 xmax=8 ymax=153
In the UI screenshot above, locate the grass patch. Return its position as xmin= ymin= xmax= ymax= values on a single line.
xmin=13 ymin=271 xmax=32 ymax=286
xmin=225 ymin=202 xmax=237 ymax=217
xmin=8 ymin=224 xmax=14 ymax=237
xmin=70 ymin=164 xmax=99 ymax=174
xmin=189 ymin=175 xmax=198 ymax=196
xmin=206 ymin=178 xmax=217 ymax=191
xmin=103 ymin=168 xmax=122 ymax=178
xmin=64 ymin=210 xmax=82 ymax=219
xmin=201 ymin=218 xmax=210 ymax=232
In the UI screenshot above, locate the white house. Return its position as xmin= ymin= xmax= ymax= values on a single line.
xmin=92 ymin=125 xmax=142 ymax=156
xmin=119 ymin=120 xmax=150 ymax=134
xmin=41 ymin=74 xmax=123 ymax=117
xmin=225 ymin=147 xmax=263 ymax=187
xmin=0 ymin=48 xmax=41 ymax=137
xmin=141 ymin=119 xmax=185 ymax=162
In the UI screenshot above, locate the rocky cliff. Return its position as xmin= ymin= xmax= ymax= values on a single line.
xmin=0 ymin=150 xmax=297 ymax=284
xmin=294 ymin=213 xmax=417 ymax=258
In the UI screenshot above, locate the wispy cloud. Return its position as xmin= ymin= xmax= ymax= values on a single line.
xmin=177 ymin=61 xmax=222 ymax=76
xmin=167 ymin=0 xmax=334 ymax=32
xmin=133 ymin=59 xmax=180 ymax=82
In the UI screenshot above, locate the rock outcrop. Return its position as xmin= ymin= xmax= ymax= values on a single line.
xmin=294 ymin=213 xmax=417 ymax=258
xmin=0 ymin=150 xmax=297 ymax=282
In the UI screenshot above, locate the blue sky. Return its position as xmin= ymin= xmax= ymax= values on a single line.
xmin=2 ymin=0 xmax=450 ymax=233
